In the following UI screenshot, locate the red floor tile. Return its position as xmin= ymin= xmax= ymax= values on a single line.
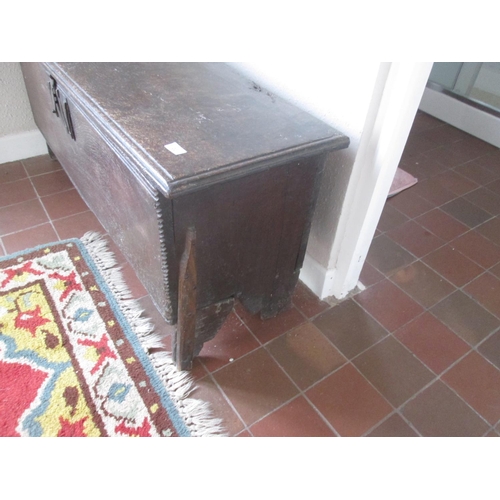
xmin=440 ymin=197 xmax=493 ymax=228
xmin=376 ymin=204 xmax=409 ymax=233
xmin=394 ymin=313 xmax=470 ymax=374
xmin=212 ymin=347 xmax=299 ymax=427
xmin=463 ymin=273 xmax=500 ymax=318
xmin=415 ymin=209 xmax=469 ymax=241
xmin=366 ymin=234 xmax=416 ymax=275
xmin=387 ymin=188 xmax=434 ymax=219
xmin=0 ymin=161 xmax=27 ymax=184
xmin=423 ymin=245 xmax=484 ymax=287
xmin=366 ymin=413 xmax=418 ymax=437
xmin=190 ymin=375 xmax=246 ymax=436
xmin=234 ymin=301 xmax=306 ymax=344
xmin=266 ymin=322 xmax=346 ymax=390
xmin=402 ymin=380 xmax=490 ymax=437
xmin=430 ymin=290 xmax=500 ymax=346
xmin=400 ymin=154 xmax=446 ymax=180
xmin=249 ymin=396 xmax=336 ymax=437
xmin=119 ymin=261 xmax=148 ymax=299
xmin=354 ymin=279 xmax=424 ymax=332
xmin=451 ymin=230 xmax=500 ymax=269
xmin=387 ymin=220 xmax=445 ymax=258
xmin=313 ymin=299 xmax=388 ymax=360
xmin=52 ymin=211 xmax=105 ymax=240
xmin=359 ymin=261 xmax=385 ymax=287
xmin=22 ymin=155 xmax=62 ymax=176
xmin=41 ymin=188 xmax=89 ymax=220
xmin=411 ymin=177 xmax=457 ymax=206
xmin=433 ymin=170 xmax=479 ymax=196
xmin=31 ymin=170 xmax=74 ymax=197
xmin=306 ymin=364 xmax=392 ymax=437
xmin=476 ymin=218 xmax=500 ymax=246
xmin=198 ymin=311 xmax=260 ymax=373
xmin=292 ymin=281 xmax=329 ymax=318
xmin=464 ymin=187 xmax=500 ymax=216
xmin=390 ymin=261 xmax=455 ymax=308
xmin=477 ymin=331 xmax=500 ymax=371
xmin=0 ymin=178 xmax=37 ymax=208
xmin=2 ymin=223 xmax=58 ymax=254
xmin=491 ymin=263 xmax=500 ymax=279
xmin=442 ymin=352 xmax=500 ymax=425
xmin=487 ymin=179 xmax=500 ymax=196
xmin=352 ymin=336 xmax=435 ymax=407
xmin=455 ymin=161 xmax=500 ymax=186
xmin=0 ymin=198 xmax=49 ymax=236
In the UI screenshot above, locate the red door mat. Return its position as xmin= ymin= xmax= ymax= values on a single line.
xmin=388 ymin=168 xmax=418 ymax=197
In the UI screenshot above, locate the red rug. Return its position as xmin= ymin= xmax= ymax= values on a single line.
xmin=0 ymin=233 xmax=224 ymax=437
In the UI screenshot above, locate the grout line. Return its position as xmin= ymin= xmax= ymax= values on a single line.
xmin=201 ymin=370 xmax=249 ymax=437
xmin=25 ymin=173 xmax=62 ymax=242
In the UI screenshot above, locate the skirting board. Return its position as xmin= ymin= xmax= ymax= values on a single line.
xmin=300 ymin=252 xmax=364 ymax=301
xmin=0 ymin=129 xmax=48 ymax=164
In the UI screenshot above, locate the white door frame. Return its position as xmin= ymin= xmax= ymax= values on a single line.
xmin=301 ymin=62 xmax=434 ymax=300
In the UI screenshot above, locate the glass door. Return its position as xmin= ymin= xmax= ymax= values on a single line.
xmin=428 ymin=62 xmax=500 ymax=114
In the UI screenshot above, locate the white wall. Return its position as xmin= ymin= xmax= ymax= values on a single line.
xmin=0 ymin=62 xmax=47 ymax=163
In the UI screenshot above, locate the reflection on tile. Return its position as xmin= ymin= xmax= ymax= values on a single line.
xmin=394 ymin=313 xmax=470 ymax=374
xmin=352 ymin=336 xmax=434 ymax=407
xmin=387 ymin=220 xmax=445 ymax=258
xmin=416 ymin=209 xmax=469 ymax=241
xmin=366 ymin=413 xmax=418 ymax=437
xmin=423 ymin=245 xmax=483 ymax=287
xmin=306 ymin=364 xmax=392 ymax=437
xmin=430 ymin=291 xmax=499 ymax=346
xmin=292 ymin=281 xmax=329 ymax=318
xmin=402 ymin=381 xmax=490 ymax=436
xmin=366 ymin=234 xmax=416 ymax=275
xmin=464 ymin=273 xmax=500 ymax=318
xmin=354 ymin=280 xmax=423 ymax=332
xmin=212 ymin=348 xmax=299 ymax=427
xmin=442 ymin=352 xmax=500 ymax=425
xmin=250 ymin=396 xmax=336 ymax=437
xmin=314 ymin=299 xmax=388 ymax=359
xmin=440 ymin=198 xmax=493 ymax=228
xmin=390 ymin=261 xmax=455 ymax=308
xmin=266 ymin=323 xmax=346 ymax=390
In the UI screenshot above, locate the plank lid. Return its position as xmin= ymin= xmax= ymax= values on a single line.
xmin=47 ymin=62 xmax=349 ymax=196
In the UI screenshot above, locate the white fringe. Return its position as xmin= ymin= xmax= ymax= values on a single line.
xmin=80 ymin=231 xmax=226 ymax=437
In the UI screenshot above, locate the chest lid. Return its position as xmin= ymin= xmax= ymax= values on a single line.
xmin=46 ymin=62 xmax=349 ymax=196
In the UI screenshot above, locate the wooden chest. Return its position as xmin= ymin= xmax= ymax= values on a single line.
xmin=21 ymin=62 xmax=349 ymax=369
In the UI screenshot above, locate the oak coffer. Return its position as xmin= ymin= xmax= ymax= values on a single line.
xmin=21 ymin=62 xmax=349 ymax=369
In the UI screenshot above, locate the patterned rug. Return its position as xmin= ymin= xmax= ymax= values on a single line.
xmin=0 ymin=232 xmax=224 ymax=437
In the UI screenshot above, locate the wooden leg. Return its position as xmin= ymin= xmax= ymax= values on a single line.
xmin=174 ymin=228 xmax=197 ymax=371
xmin=173 ymin=228 xmax=235 ymax=371
xmin=47 ymin=143 xmax=57 ymax=160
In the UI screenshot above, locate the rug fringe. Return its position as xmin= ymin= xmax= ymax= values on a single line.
xmin=80 ymin=231 xmax=226 ymax=437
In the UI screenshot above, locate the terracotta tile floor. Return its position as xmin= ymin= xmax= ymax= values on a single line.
xmin=2 ymin=111 xmax=500 ymax=436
